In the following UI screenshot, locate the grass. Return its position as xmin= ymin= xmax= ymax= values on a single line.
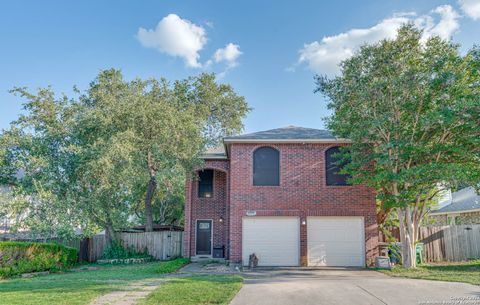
xmin=139 ymin=275 xmax=243 ymax=305
xmin=157 ymin=257 xmax=190 ymax=274
xmin=380 ymin=260 xmax=480 ymax=285
xmin=0 ymin=258 xmax=189 ymax=305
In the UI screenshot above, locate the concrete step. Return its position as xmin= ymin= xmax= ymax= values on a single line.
xmin=190 ymin=256 xmax=226 ymax=264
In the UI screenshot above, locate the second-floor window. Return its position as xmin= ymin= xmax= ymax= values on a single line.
xmin=198 ymin=169 xmax=214 ymax=198
xmin=253 ymin=147 xmax=280 ymax=186
xmin=325 ymin=146 xmax=351 ymax=186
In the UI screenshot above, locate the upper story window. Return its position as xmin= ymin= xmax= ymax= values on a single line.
xmin=326 ymin=146 xmax=351 ymax=186
xmin=198 ymin=169 xmax=214 ymax=198
xmin=253 ymin=147 xmax=280 ymax=186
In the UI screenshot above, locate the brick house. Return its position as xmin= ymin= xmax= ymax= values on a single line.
xmin=183 ymin=126 xmax=379 ymax=267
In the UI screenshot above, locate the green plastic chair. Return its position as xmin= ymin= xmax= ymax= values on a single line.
xmin=416 ymin=243 xmax=424 ymax=265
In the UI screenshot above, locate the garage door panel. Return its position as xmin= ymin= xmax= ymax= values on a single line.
xmin=309 ymin=255 xmax=363 ymax=266
xmin=307 ymin=217 xmax=365 ymax=267
xmin=309 ymin=231 xmax=363 ymax=242
xmin=310 ymin=242 xmax=362 ymax=253
xmin=242 ymin=217 xmax=299 ymax=267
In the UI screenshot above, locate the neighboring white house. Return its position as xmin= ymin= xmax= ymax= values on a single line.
xmin=430 ymin=187 xmax=480 ymax=225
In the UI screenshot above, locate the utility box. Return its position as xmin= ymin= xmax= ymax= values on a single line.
xmin=213 ymin=246 xmax=224 ymax=258
xmin=375 ymin=256 xmax=391 ymax=269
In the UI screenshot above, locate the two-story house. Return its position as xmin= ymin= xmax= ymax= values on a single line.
xmin=183 ymin=126 xmax=379 ymax=267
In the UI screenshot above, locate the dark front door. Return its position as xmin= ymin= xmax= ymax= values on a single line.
xmin=196 ymin=220 xmax=212 ymax=255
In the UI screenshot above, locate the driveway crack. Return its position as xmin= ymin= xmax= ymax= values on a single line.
xmin=356 ymin=284 xmax=388 ymax=305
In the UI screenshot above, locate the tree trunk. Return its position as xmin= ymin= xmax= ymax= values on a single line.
xmin=376 ymin=206 xmax=392 ymax=226
xmin=104 ymin=223 xmax=116 ymax=246
xmin=144 ymin=175 xmax=156 ymax=232
xmin=144 ymin=151 xmax=157 ymax=232
xmin=397 ymin=207 xmax=417 ymax=268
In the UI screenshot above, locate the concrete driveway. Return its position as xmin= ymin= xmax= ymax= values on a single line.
xmin=230 ymin=268 xmax=480 ymax=305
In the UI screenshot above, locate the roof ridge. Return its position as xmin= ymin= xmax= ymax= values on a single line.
xmin=223 ymin=126 xmax=342 ymax=141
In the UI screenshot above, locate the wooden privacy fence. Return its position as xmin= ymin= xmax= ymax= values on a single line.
xmin=380 ymin=225 xmax=480 ymax=262
xmin=420 ymin=225 xmax=480 ymax=262
xmin=86 ymin=231 xmax=183 ymax=262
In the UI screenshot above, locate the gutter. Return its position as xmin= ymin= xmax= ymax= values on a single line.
xmin=429 ymin=207 xmax=480 ymax=215
xmin=222 ymin=138 xmax=352 ymax=158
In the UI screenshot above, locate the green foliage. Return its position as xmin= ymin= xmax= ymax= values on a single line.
xmin=0 ymin=70 xmax=249 ymax=239
xmin=0 ymin=241 xmax=78 ymax=278
xmin=387 ymin=243 xmax=402 ymax=265
xmin=316 ymin=24 xmax=480 ymax=267
xmin=316 ymin=25 xmax=480 ymax=207
xmin=101 ymin=241 xmax=151 ymax=260
xmin=156 ymin=257 xmax=190 ymax=274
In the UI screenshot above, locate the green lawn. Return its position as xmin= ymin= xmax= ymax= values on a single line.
xmin=0 ymin=258 xmax=190 ymax=305
xmin=380 ymin=260 xmax=480 ymax=285
xmin=140 ymin=275 xmax=243 ymax=305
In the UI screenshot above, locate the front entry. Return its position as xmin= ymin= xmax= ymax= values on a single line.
xmin=196 ymin=220 xmax=212 ymax=255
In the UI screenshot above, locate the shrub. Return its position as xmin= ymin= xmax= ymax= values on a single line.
xmin=0 ymin=241 xmax=78 ymax=278
xmin=101 ymin=240 xmax=152 ymax=260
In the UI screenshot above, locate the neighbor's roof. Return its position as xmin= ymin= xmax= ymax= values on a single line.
xmin=431 ymin=187 xmax=480 ymax=215
xmin=201 ymin=145 xmax=227 ymax=159
xmin=223 ymin=126 xmax=348 ymax=143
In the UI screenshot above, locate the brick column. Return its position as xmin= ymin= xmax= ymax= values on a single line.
xmin=183 ymin=176 xmax=192 ymax=257
xmin=300 ymin=217 xmax=308 ymax=266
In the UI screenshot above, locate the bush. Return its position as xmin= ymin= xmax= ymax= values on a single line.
xmin=0 ymin=241 xmax=78 ymax=278
xmin=101 ymin=240 xmax=152 ymax=260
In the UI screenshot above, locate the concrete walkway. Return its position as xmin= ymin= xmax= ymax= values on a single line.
xmin=87 ymin=278 xmax=165 ymax=305
xmin=87 ymin=262 xmax=236 ymax=305
xmin=230 ymin=268 xmax=480 ymax=305
xmin=178 ymin=261 xmax=240 ymax=275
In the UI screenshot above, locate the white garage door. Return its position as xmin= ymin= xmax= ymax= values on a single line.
xmin=242 ymin=217 xmax=299 ymax=266
xmin=307 ymin=217 xmax=365 ymax=267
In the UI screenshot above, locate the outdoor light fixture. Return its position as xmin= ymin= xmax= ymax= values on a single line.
xmin=301 ymin=219 xmax=306 ymax=225
xmin=219 ymin=217 xmax=224 ymax=223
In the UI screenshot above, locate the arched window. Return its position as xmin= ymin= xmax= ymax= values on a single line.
xmin=253 ymin=147 xmax=280 ymax=186
xmin=198 ymin=169 xmax=214 ymax=198
xmin=326 ymin=146 xmax=351 ymax=186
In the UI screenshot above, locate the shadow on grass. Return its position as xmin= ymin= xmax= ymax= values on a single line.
xmin=139 ymin=275 xmax=243 ymax=305
xmin=420 ymin=260 xmax=480 ymax=272
xmin=0 ymin=261 xmax=175 ymax=305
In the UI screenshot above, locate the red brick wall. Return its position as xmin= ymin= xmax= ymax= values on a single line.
xmin=183 ymin=160 xmax=229 ymax=257
xmin=184 ymin=143 xmax=379 ymax=266
xmin=228 ymin=143 xmax=378 ymax=266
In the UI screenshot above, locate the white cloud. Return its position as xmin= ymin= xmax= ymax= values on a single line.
xmin=213 ymin=43 xmax=242 ymax=68
xmin=298 ymin=5 xmax=460 ymax=75
xmin=458 ymin=0 xmax=480 ymax=20
xmin=137 ymin=14 xmax=207 ymax=68
xmin=421 ymin=5 xmax=460 ymax=39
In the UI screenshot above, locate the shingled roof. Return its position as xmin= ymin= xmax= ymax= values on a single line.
xmin=431 ymin=187 xmax=480 ymax=215
xmin=224 ymin=126 xmax=343 ymax=141
xmin=201 ymin=126 xmax=348 ymax=159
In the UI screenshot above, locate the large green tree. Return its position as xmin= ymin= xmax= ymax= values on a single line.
xmin=316 ymin=25 xmax=480 ymax=268
xmin=0 ymin=69 xmax=249 ymax=242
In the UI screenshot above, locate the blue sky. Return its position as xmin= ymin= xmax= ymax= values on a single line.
xmin=1 ymin=0 xmax=479 ymax=133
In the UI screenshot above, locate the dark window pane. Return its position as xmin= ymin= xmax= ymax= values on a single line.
xmin=198 ymin=169 xmax=214 ymax=198
xmin=253 ymin=147 xmax=279 ymax=186
xmin=326 ymin=147 xmax=351 ymax=186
